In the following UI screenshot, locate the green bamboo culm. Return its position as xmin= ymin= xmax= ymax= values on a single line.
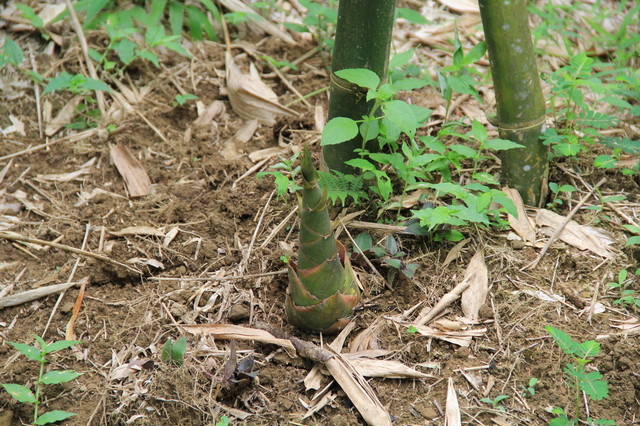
xmin=285 ymin=146 xmax=361 ymax=333
xmin=478 ymin=0 xmax=548 ymax=206
xmin=322 ymin=0 xmax=396 ymax=173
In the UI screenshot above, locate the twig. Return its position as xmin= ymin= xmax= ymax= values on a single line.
xmin=239 ymin=191 xmax=274 ymax=275
xmin=148 ymin=269 xmax=287 ymax=281
xmin=266 ymin=61 xmax=311 ymax=107
xmin=0 ymin=231 xmax=140 ymax=274
xmin=29 ymin=47 xmax=43 ymax=138
xmin=232 ymin=157 xmax=270 ymax=190
xmin=338 ymin=219 xmax=385 ymax=281
xmin=0 ymin=127 xmax=112 ymax=161
xmin=587 ymin=273 xmax=606 ymax=323
xmin=260 ymin=205 xmax=298 ymax=249
xmin=63 ymin=0 xmax=107 ymax=116
xmin=521 ymin=178 xmax=605 ymax=270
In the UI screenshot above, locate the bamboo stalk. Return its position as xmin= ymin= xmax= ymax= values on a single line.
xmin=322 ymin=0 xmax=396 ymax=172
xmin=479 ymin=0 xmax=548 ymax=206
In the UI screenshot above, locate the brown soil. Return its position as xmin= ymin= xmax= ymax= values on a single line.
xmin=1 ymin=7 xmax=640 ymax=426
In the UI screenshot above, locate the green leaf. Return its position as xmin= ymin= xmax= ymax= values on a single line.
xmin=389 ymin=49 xmax=415 ymax=70
xmin=138 ymin=50 xmax=160 ymax=67
xmin=2 ymin=383 xmax=36 ymax=403
xmin=79 ymin=78 xmax=111 ymax=93
xmin=484 ymin=139 xmax=525 ymax=151
xmin=593 ymin=155 xmax=616 ymax=169
xmin=353 ymin=233 xmax=372 ymax=253
xmin=170 ymin=337 xmax=187 ymax=365
xmin=577 ymin=341 xmax=600 ymax=358
xmin=449 ymin=144 xmax=477 ymax=158
xmin=546 ymin=326 xmax=578 ymax=356
xmin=382 ymin=100 xmax=417 ymax=138
xmin=35 ymin=411 xmax=77 ymax=425
xmin=174 ymin=93 xmax=198 ymax=106
xmin=471 ymin=119 xmax=487 ymax=143
xmin=42 ymin=72 xmax=74 ymax=95
xmin=83 ymin=0 xmax=109 ymax=28
xmin=462 ymin=41 xmax=486 ymax=65
xmin=335 ymin=68 xmax=380 ymax=91
xmin=168 ymin=1 xmax=185 ymax=36
xmin=384 ymin=258 xmax=403 ymax=269
xmin=44 ymin=340 xmax=81 ymax=353
xmin=9 ymin=342 xmax=42 ymax=361
xmin=42 ymin=370 xmax=81 ymax=385
xmin=4 ymin=38 xmax=23 ymax=67
xmin=321 ymin=117 xmax=358 ymax=146
xmin=113 ymin=38 xmax=137 ymax=65
xmin=579 ymin=371 xmax=609 ymax=401
xmin=395 ymin=7 xmax=428 ymax=24
xmin=625 ymin=236 xmax=640 ymax=247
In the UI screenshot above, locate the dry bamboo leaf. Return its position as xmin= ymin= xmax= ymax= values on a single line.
xmin=0 ymin=277 xmax=88 ymax=309
xmin=36 ymin=158 xmax=96 ymax=183
xmin=163 ymin=228 xmax=180 ymax=247
xmin=393 ymin=321 xmax=485 ymax=347
xmin=346 ymin=358 xmax=433 ymax=379
xmin=2 ymin=115 xmax=25 ymax=136
xmin=610 ymin=317 xmax=640 ymax=336
xmin=410 ymin=15 xmax=482 ymax=47
xmin=109 ymin=226 xmax=165 ymax=238
xmin=503 ymin=187 xmax=536 ymax=244
xmin=110 ymin=144 xmax=152 ymax=198
xmin=301 ymin=385 xmax=336 ymax=420
xmin=535 ymin=209 xmax=614 ymax=258
xmin=324 ymin=348 xmax=392 ymax=426
xmin=445 ymin=378 xmax=461 ymax=426
xmin=350 ymin=317 xmax=385 ymax=352
xmin=416 ymin=249 xmax=485 ymax=325
xmin=45 ymin=95 xmax=83 ymax=137
xmin=314 ymin=104 xmax=325 ymax=131
xmin=221 ymin=119 xmax=259 ymax=160
xmin=181 ymin=324 xmax=296 ymax=356
xmin=437 ymin=0 xmax=479 ymax=14
xmin=193 ymin=100 xmax=225 ymax=127
xmin=442 ymin=238 xmax=470 ymax=268
xmin=126 ymin=258 xmax=164 ymax=269
xmin=226 ymin=51 xmax=297 ymax=125
xmin=218 ymin=0 xmax=295 ymax=44
xmin=248 ymin=146 xmax=288 ymax=163
xmin=461 ymin=249 xmax=488 ymax=320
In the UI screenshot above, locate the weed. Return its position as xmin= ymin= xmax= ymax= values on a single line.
xmin=479 ymin=394 xmax=510 ymax=412
xmin=607 ymin=269 xmax=640 ymax=311
xmin=547 ymin=183 xmax=578 ymax=209
xmin=173 ymin=93 xmax=198 ymax=106
xmin=521 ymin=377 xmax=539 ymax=398
xmin=545 ymin=326 xmax=613 ymax=425
xmin=216 ymin=415 xmax=231 ymax=426
xmin=2 ymin=337 xmax=82 ymax=425
xmin=353 ymin=233 xmax=418 ymax=283
xmin=257 ymin=152 xmax=302 ymax=201
xmin=162 ymin=337 xmax=187 ymax=366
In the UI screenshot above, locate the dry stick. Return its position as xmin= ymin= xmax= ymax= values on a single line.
xmin=260 ymin=205 xmax=298 ymax=249
xmin=558 ymin=164 xmax=640 ymax=234
xmin=338 ymin=219 xmax=385 ymax=282
xmin=29 ymin=47 xmax=43 ymax=138
xmin=0 ymin=127 xmax=110 ymax=162
xmin=0 ymin=231 xmax=140 ymax=274
xmin=239 ymin=190 xmax=275 ymax=275
xmin=266 ymin=61 xmax=312 ymax=107
xmin=63 ymin=0 xmax=106 ymax=116
xmin=148 ymin=270 xmax=287 ymax=281
xmin=232 ymin=156 xmax=270 ymax=190
xmin=587 ymin=272 xmax=607 ymax=323
xmin=521 ymin=177 xmax=606 ymax=271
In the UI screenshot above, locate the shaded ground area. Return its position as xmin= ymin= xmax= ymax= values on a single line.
xmin=1 ymin=1 xmax=639 ymax=425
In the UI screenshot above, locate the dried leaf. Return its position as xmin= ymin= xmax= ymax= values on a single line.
xmin=218 ymin=0 xmax=295 ymax=44
xmin=110 ymin=144 xmax=152 ymax=198
xmin=45 ymin=96 xmax=83 ymax=137
xmin=437 ymin=0 xmax=479 ymax=14
xmin=221 ymin=119 xmax=259 ymax=160
xmin=461 ymin=249 xmax=488 ymax=320
xmin=445 ymin=378 xmax=461 ymax=426
xmin=610 ymin=317 xmax=640 ymax=336
xmin=345 ymin=358 xmax=433 ymax=379
xmin=393 ymin=321 xmax=485 ymax=347
xmin=36 ymin=158 xmax=96 ymax=183
xmin=442 ymin=238 xmax=470 ymax=268
xmin=181 ymin=324 xmax=296 ymax=357
xmin=503 ymin=187 xmax=536 ymax=244
xmin=226 ymin=51 xmax=297 ymax=125
xmin=535 ymin=209 xmax=614 ymax=258
xmin=0 ymin=277 xmax=88 ymax=308
xmin=193 ymin=100 xmax=225 ymax=127
xmin=109 ymin=226 xmax=165 ymax=237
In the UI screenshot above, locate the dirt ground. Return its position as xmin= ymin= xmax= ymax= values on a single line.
xmin=1 ymin=3 xmax=639 ymax=426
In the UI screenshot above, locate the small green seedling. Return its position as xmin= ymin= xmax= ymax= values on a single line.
xmin=162 ymin=337 xmax=187 ymax=366
xmin=257 ymin=152 xmax=302 ymax=201
xmin=521 ymin=377 xmax=539 ymax=398
xmin=547 ymin=183 xmax=577 ymax=209
xmin=545 ymin=326 xmax=613 ymax=425
xmin=173 ymin=93 xmax=198 ymax=106
xmin=2 ymin=337 xmax=81 ymax=425
xmin=479 ymin=394 xmax=510 ymax=412
xmin=607 ymin=269 xmax=640 ymax=311
xmin=353 ymin=233 xmax=419 ymax=283
xmin=216 ymin=415 xmax=231 ymax=426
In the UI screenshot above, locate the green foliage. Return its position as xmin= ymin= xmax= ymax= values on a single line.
xmin=173 ymin=93 xmax=198 ymax=106
xmin=547 ymin=183 xmax=577 ymax=209
xmin=607 ymin=269 xmax=640 ymax=311
xmin=2 ymin=338 xmax=81 ymax=425
xmin=285 ymin=0 xmax=338 ymax=50
xmin=257 ymin=153 xmax=302 ymax=201
xmin=546 ymin=326 xmax=612 ymax=425
xmin=436 ymin=27 xmax=486 ymax=119
xmin=162 ymin=337 xmax=187 ymax=366
xmin=521 ymin=377 xmax=539 ymax=398
xmin=479 ymin=394 xmax=510 ymax=412
xmin=216 ymin=415 xmax=231 ymax=426
xmin=353 ymin=233 xmax=418 ymax=283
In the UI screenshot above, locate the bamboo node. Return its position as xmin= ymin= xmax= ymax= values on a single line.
xmin=495 ymin=116 xmax=546 ymax=131
xmin=330 ymin=72 xmax=367 ymax=100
